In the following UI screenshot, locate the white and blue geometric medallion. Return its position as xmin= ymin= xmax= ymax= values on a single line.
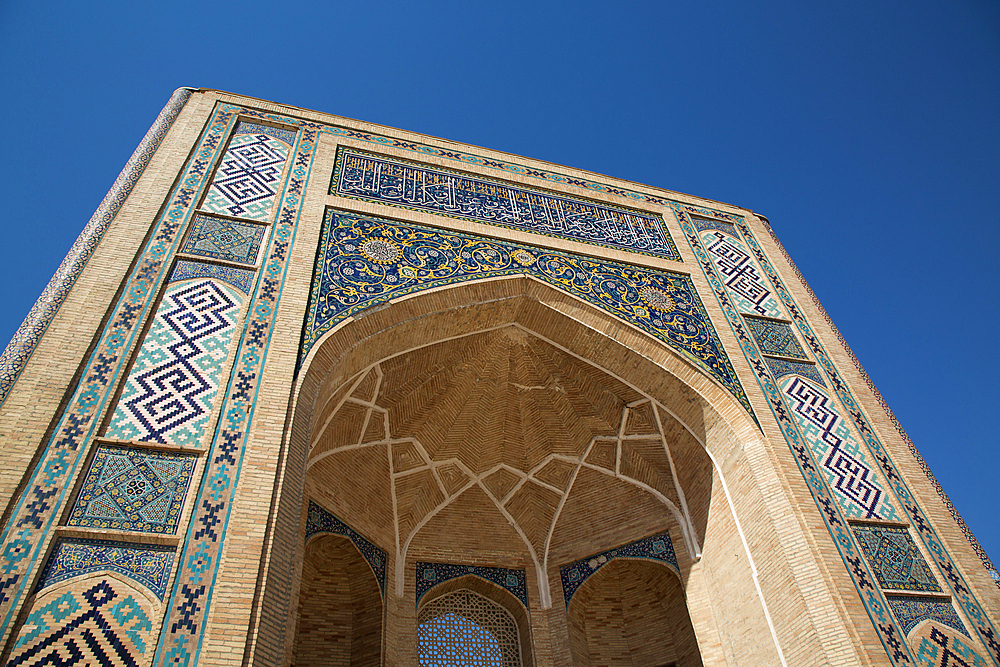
xmin=780 ymin=375 xmax=898 ymax=521
xmin=560 ymin=531 xmax=678 ymax=607
xmin=201 ymin=121 xmax=292 ymax=222
xmin=35 ymin=538 xmax=176 ymax=600
xmin=416 ymin=562 xmax=528 ymax=609
xmin=67 ymin=445 xmax=197 ymax=534
xmin=180 ymin=214 xmax=267 ymax=265
xmin=105 ymin=276 xmax=244 ymax=447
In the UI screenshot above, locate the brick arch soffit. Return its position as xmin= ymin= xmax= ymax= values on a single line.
xmin=302 ymin=532 xmax=385 ymax=603
xmin=290 ymin=278 xmax=767 ymax=612
xmin=565 ymin=556 xmax=683 ymax=613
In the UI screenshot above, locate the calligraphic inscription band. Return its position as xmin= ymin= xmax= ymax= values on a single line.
xmin=333 ymin=148 xmax=680 ymax=261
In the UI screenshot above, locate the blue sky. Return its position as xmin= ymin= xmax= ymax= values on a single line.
xmin=1 ymin=2 xmax=997 ymax=566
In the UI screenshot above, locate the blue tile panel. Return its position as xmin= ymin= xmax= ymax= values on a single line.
xmin=301 ymin=210 xmax=753 ymax=419
xmin=416 ymin=562 xmax=527 ymax=609
xmin=744 ymin=316 xmax=808 ymax=360
xmin=332 ymin=148 xmax=681 ymax=261
xmin=766 ymin=357 xmax=825 ymax=386
xmin=697 ymin=228 xmax=783 ymax=318
xmin=853 ymin=524 xmax=941 ymax=592
xmin=105 ymin=279 xmax=245 ymax=447
xmin=690 ymin=215 xmax=738 ymax=237
xmin=560 ymin=531 xmax=678 ymax=607
xmin=913 ymin=626 xmax=989 ymax=666
xmin=67 ymin=445 xmax=197 ymax=534
xmin=202 ymin=126 xmax=291 ymax=222
xmin=180 ymin=214 xmax=267 ymax=265
xmin=305 ymin=501 xmax=386 ymax=599
xmin=170 ymin=259 xmax=255 ymax=295
xmin=35 ymin=539 xmax=175 ymax=600
xmin=233 ymin=120 xmax=297 ymax=146
xmin=8 ymin=580 xmax=155 ymax=665
xmin=886 ymin=595 xmax=967 ymax=637
xmin=780 ymin=376 xmax=898 ymax=520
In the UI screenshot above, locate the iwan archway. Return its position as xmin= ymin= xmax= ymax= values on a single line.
xmin=247 ymin=277 xmax=803 ymax=666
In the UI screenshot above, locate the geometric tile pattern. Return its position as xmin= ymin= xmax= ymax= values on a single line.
xmin=67 ymin=446 xmax=197 ymax=534
xmin=301 ymin=210 xmax=753 ymax=418
xmin=7 ymin=580 xmax=154 ymax=666
xmin=887 ymin=595 xmax=967 ymax=636
xmin=690 ymin=215 xmax=738 ymax=237
xmin=0 ymin=88 xmax=192 ymax=409
xmin=699 ymin=229 xmax=783 ymax=318
xmin=767 ymin=357 xmax=826 ymax=385
xmin=35 ymin=538 xmax=175 ymax=600
xmin=170 ymin=260 xmax=255 ymax=295
xmin=233 ymin=121 xmax=296 ymax=146
xmin=853 ymin=524 xmax=942 ymax=593
xmin=333 ymin=148 xmax=680 ymax=261
xmin=180 ymin=214 xmax=267 ymax=265
xmin=416 ymin=562 xmax=528 ymax=609
xmin=913 ymin=625 xmax=988 ymax=667
xmin=305 ymin=501 xmax=386 ymax=599
xmin=201 ymin=123 xmax=291 ymax=222
xmin=744 ymin=315 xmax=808 ymax=359
xmin=559 ymin=530 xmax=678 ymax=607
xmin=105 ymin=279 xmax=244 ymax=447
xmin=782 ymin=376 xmax=897 ymax=520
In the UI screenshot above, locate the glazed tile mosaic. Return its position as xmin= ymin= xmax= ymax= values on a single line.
xmin=914 ymin=626 xmax=988 ymax=667
xmin=690 ymin=215 xmax=738 ymax=237
xmin=887 ymin=595 xmax=967 ymax=636
xmin=234 ymin=121 xmax=297 ymax=146
xmin=766 ymin=357 xmax=826 ymax=386
xmin=560 ymin=531 xmax=677 ymax=607
xmin=170 ymin=259 xmax=255 ymax=295
xmin=305 ymin=501 xmax=386 ymax=598
xmin=35 ymin=538 xmax=175 ymax=600
xmin=105 ymin=279 xmax=244 ymax=447
xmin=853 ymin=524 xmax=941 ymax=593
xmin=333 ymin=148 xmax=680 ymax=261
xmin=781 ymin=376 xmax=897 ymax=520
xmin=201 ymin=122 xmax=291 ymax=222
xmin=301 ymin=210 xmax=753 ymax=417
xmin=744 ymin=315 xmax=808 ymax=360
xmin=416 ymin=562 xmax=528 ymax=609
xmin=180 ymin=214 xmax=267 ymax=265
xmin=698 ymin=229 xmax=783 ymax=318
xmin=66 ymin=445 xmax=197 ymax=534
xmin=7 ymin=580 xmax=155 ymax=666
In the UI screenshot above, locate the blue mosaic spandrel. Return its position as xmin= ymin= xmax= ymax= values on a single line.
xmin=305 ymin=500 xmax=386 ymax=598
xmin=415 ymin=561 xmax=528 ymax=609
xmin=559 ymin=530 xmax=678 ymax=607
xmin=35 ymin=538 xmax=175 ymax=600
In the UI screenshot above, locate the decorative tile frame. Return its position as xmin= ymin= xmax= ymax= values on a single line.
xmin=559 ymin=531 xmax=679 ymax=607
xmin=67 ymin=445 xmax=198 ymax=534
xmin=416 ymin=562 xmax=528 ymax=610
xmin=300 ymin=209 xmax=753 ymax=418
xmin=673 ymin=202 xmax=1000 ymax=665
xmin=35 ymin=538 xmax=175 ymax=600
xmin=304 ymin=501 xmax=386 ymax=599
xmin=332 ymin=147 xmax=681 ymax=261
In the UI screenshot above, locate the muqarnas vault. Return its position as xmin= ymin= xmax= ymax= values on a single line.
xmin=0 ymin=88 xmax=996 ymax=667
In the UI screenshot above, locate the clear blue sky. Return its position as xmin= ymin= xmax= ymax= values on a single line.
xmin=1 ymin=2 xmax=997 ymax=565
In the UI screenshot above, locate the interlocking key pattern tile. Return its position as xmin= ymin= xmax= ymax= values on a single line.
xmin=105 ymin=277 xmax=244 ymax=447
xmin=35 ymin=538 xmax=175 ymax=600
xmin=333 ymin=147 xmax=680 ymax=260
xmin=180 ymin=214 xmax=267 ymax=265
xmin=305 ymin=501 xmax=386 ymax=598
xmin=6 ymin=579 xmax=155 ymax=667
xmin=560 ymin=531 xmax=678 ymax=607
xmin=202 ymin=121 xmax=292 ymax=222
xmin=67 ymin=445 xmax=197 ymax=534
xmin=853 ymin=524 xmax=942 ymax=592
xmin=416 ymin=562 xmax=528 ymax=609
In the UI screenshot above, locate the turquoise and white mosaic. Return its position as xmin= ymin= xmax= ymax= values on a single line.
xmin=302 ymin=210 xmax=753 ymax=417
xmin=105 ymin=277 xmax=244 ymax=447
xmin=36 ymin=538 xmax=175 ymax=600
xmin=67 ymin=445 xmax=197 ymax=534
xmin=202 ymin=122 xmax=291 ymax=222
xmin=180 ymin=214 xmax=267 ymax=265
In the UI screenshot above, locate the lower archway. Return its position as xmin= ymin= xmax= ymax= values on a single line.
xmin=567 ymin=559 xmax=702 ymax=667
xmin=291 ymin=534 xmax=383 ymax=667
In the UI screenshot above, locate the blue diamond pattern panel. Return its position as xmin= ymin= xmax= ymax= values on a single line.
xmin=35 ymin=538 xmax=175 ymax=600
xmin=170 ymin=259 xmax=255 ymax=295
xmin=416 ymin=562 xmax=528 ymax=609
xmin=180 ymin=214 xmax=267 ymax=265
xmin=767 ymin=357 xmax=826 ymax=386
xmin=886 ymin=595 xmax=967 ymax=637
xmin=202 ymin=123 xmax=291 ymax=222
xmin=305 ymin=501 xmax=386 ymax=598
xmin=744 ymin=315 xmax=808 ymax=360
xmin=696 ymin=227 xmax=783 ymax=318
xmin=333 ymin=148 xmax=681 ymax=261
xmin=105 ymin=279 xmax=244 ymax=447
xmin=853 ymin=524 xmax=942 ymax=593
xmin=67 ymin=445 xmax=197 ymax=534
xmin=780 ymin=376 xmax=898 ymax=520
xmin=560 ymin=531 xmax=678 ymax=607
xmin=7 ymin=579 xmax=155 ymax=666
